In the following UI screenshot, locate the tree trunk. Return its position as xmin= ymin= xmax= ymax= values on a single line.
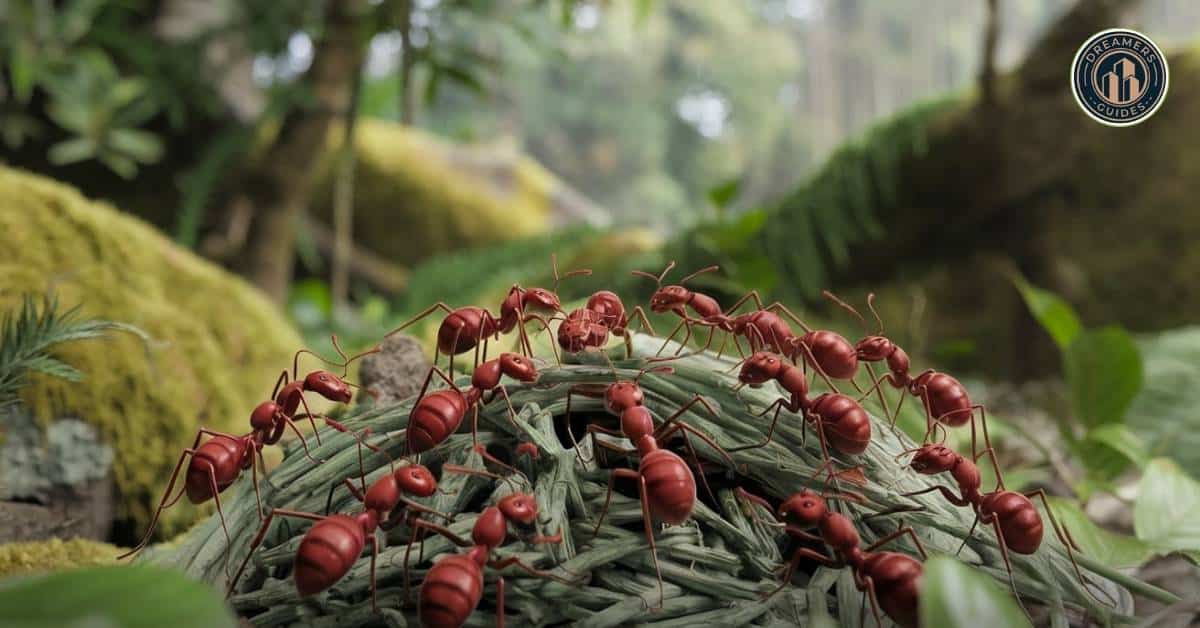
xmin=397 ymin=0 xmax=417 ymax=125
xmin=232 ymin=0 xmax=368 ymax=304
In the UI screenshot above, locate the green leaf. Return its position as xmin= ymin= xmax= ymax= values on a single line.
xmin=0 ymin=565 xmax=235 ymax=628
xmin=1127 ymin=327 xmax=1200 ymax=477
xmin=1063 ymin=326 xmax=1143 ymax=429
xmin=107 ymin=128 xmax=165 ymax=163
xmin=1134 ymin=458 xmax=1200 ymax=556
xmin=1083 ymin=424 xmax=1149 ymax=469
xmin=9 ymin=41 xmax=37 ymax=104
xmin=107 ymin=78 xmax=149 ymax=110
xmin=47 ymin=138 xmax=97 ymax=165
xmin=58 ymin=0 xmax=107 ymax=43
xmin=97 ymin=151 xmax=139 ymax=179
xmin=1011 ymin=276 xmax=1082 ymax=350
xmin=919 ymin=556 xmax=1031 ymax=628
xmin=1046 ymin=497 xmax=1152 ymax=568
xmin=707 ymin=177 xmax=741 ymax=212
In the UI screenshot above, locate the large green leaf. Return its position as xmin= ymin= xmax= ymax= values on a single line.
xmin=919 ymin=556 xmax=1031 ymax=628
xmin=1127 ymin=327 xmax=1200 ymax=476
xmin=1063 ymin=326 xmax=1143 ymax=429
xmin=0 ymin=565 xmax=235 ymax=628
xmin=1011 ymin=276 xmax=1082 ymax=350
xmin=1134 ymin=458 xmax=1200 ymax=559
xmin=1046 ymin=497 xmax=1152 ymax=569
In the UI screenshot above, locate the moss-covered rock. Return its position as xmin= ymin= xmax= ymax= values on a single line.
xmin=754 ymin=1 xmax=1200 ymax=378
xmin=0 ymin=538 xmax=119 ymax=577
xmin=310 ymin=120 xmax=608 ymax=268
xmin=0 ymin=166 xmax=302 ymax=538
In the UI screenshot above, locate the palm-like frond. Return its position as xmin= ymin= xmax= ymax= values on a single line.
xmin=0 ymin=293 xmax=150 ymax=409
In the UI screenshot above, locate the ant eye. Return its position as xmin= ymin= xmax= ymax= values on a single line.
xmin=802 ymin=501 xmax=813 ymax=508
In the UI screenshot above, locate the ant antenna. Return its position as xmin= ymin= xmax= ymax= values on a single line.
xmin=893 ymin=445 xmax=927 ymax=465
xmin=551 ymin=253 xmax=592 ymax=293
xmin=293 ymin=334 xmax=381 ymax=378
xmin=865 ymin=293 xmax=885 ymax=335
xmin=822 ymin=290 xmax=867 ymax=330
xmin=679 ymin=265 xmax=719 ymax=285
xmin=442 ymin=463 xmax=529 ymax=493
xmin=631 ymin=260 xmax=677 ymax=288
xmin=634 ymin=364 xmax=675 ymax=383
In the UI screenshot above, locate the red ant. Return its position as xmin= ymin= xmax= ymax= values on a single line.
xmin=403 ymin=352 xmax=538 ymax=473
xmin=119 ymin=336 xmax=378 ymax=561
xmin=586 ymin=381 xmax=740 ymax=609
xmin=896 ymin=442 xmax=1095 ymax=603
xmin=731 ymin=352 xmax=872 ymax=465
xmin=411 ymin=466 xmax=576 ymax=628
xmin=225 ymin=435 xmax=452 ymax=612
xmin=826 ymin=291 xmax=992 ymax=457
xmin=735 ymin=487 xmax=927 ymax=628
xmin=388 ymin=255 xmax=588 ymax=374
xmin=556 ymin=290 xmax=656 ymax=357
xmin=631 ymin=262 xmax=858 ymax=387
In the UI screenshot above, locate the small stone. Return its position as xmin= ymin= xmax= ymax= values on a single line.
xmin=356 ymin=334 xmax=433 ymax=405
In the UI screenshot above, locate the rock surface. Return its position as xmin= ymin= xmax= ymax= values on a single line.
xmin=356 ymin=334 xmax=432 ymax=405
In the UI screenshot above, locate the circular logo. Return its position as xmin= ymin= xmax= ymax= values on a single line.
xmin=1071 ymin=29 xmax=1168 ymax=126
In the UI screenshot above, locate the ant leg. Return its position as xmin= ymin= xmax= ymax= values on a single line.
xmin=854 ymin=573 xmax=885 ymax=628
xmin=721 ymin=290 xmax=766 ymax=317
xmin=1025 ymin=489 xmax=1109 ymax=605
xmin=293 ymin=392 xmax=324 ymax=447
xmin=226 ymin=508 xmax=325 ymax=598
xmin=656 ymin=319 xmax=686 ymax=357
xmin=326 ymin=477 xmax=364 ymax=515
xmin=250 ymin=452 xmax=265 ymax=519
xmin=271 ymin=369 xmax=290 ymax=400
xmin=954 ymin=514 xmax=981 ymax=557
xmin=281 ymin=416 xmax=323 ymax=464
xmin=734 ymin=487 xmax=778 ymax=522
xmin=762 ymin=302 xmax=813 ymax=333
xmin=409 ymin=517 xmax=473 ymax=548
xmin=634 ymin=474 xmax=666 ymax=611
xmin=496 ymin=575 xmax=506 ymax=628
xmin=590 ymin=468 xmax=640 ymax=540
xmin=488 ymin=555 xmax=578 ymax=586
xmin=863 ymin=526 xmax=929 ymax=560
xmin=387 ymin=302 xmax=456 ymax=338
xmin=396 ymin=497 xmax=453 ymax=522
xmin=769 ymin=548 xmax=840 ymax=599
xmin=900 ymin=484 xmax=972 ymax=508
xmin=366 ymin=535 xmax=380 ymax=613
xmin=861 ymin=363 xmax=894 ymax=433
xmin=118 ymin=429 xmax=240 ymax=559
xmin=564 ymin=389 xmax=591 ymax=465
xmin=973 ymin=447 xmax=1007 ymax=490
xmin=727 ymin=400 xmax=787 ymax=452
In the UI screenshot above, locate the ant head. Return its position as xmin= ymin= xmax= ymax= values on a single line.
xmin=778 ymin=490 xmax=827 ymax=526
xmin=499 ymin=353 xmax=539 ymax=382
xmin=605 ymin=381 xmax=644 ymax=414
xmin=557 ymin=318 xmax=589 ymax=353
xmin=304 ymin=370 xmax=352 ymax=403
xmin=586 ymin=291 xmax=625 ymax=326
xmin=395 ymin=463 xmax=437 ymax=497
xmin=907 ymin=443 xmax=958 ymax=474
xmin=855 ymin=335 xmax=894 ymax=361
xmin=739 ymin=352 xmax=786 ymax=385
xmin=648 ymin=285 xmax=690 ymax=313
xmin=522 ymin=288 xmax=561 ymax=313
xmin=250 ymin=400 xmax=280 ymax=431
xmin=498 ymin=493 xmax=539 ymax=525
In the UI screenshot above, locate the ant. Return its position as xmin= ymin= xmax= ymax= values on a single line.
xmin=225 ymin=434 xmax=452 ymax=612
xmin=631 ymin=262 xmax=858 ymax=388
xmin=119 ymin=336 xmax=378 ymax=561
xmin=825 ymin=291 xmax=992 ymax=457
xmin=586 ymin=376 xmax=740 ymax=609
xmin=411 ymin=466 xmax=576 ymax=628
xmin=403 ymin=353 xmax=539 ymax=474
xmin=736 ymin=486 xmax=927 ymax=628
xmin=895 ymin=442 xmax=1097 ymax=606
xmin=730 ymin=352 xmax=872 ymax=470
xmin=557 ymin=289 xmax=657 ymax=358
xmin=388 ymin=255 xmax=588 ymax=374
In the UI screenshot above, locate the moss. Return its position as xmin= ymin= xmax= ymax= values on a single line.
xmin=0 ymin=538 xmax=119 ymax=577
xmin=0 ymin=166 xmax=303 ymax=537
xmin=310 ymin=120 xmax=555 ymax=267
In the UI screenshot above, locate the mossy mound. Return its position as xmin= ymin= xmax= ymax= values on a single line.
xmin=0 ymin=538 xmax=119 ymax=577
xmin=311 ymin=120 xmax=588 ymax=268
xmin=0 ymin=166 xmax=303 ymax=538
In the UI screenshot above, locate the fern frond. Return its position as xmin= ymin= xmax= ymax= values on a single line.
xmin=0 ymin=293 xmax=150 ymax=409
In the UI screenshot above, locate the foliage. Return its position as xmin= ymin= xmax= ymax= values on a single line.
xmin=1126 ymin=327 xmax=1200 ymax=477
xmin=758 ymin=97 xmax=960 ymax=300
xmin=0 ymin=538 xmax=119 ymax=577
xmin=162 ymin=339 xmax=1159 ymax=626
xmin=1133 ymin=458 xmax=1200 ymax=563
xmin=0 ymin=564 xmax=235 ymax=628
xmin=0 ymin=166 xmax=302 ymax=536
xmin=1013 ymin=276 xmax=1145 ymax=492
xmin=919 ymin=556 xmax=1031 ymax=628
xmin=0 ymin=293 xmax=148 ymax=410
